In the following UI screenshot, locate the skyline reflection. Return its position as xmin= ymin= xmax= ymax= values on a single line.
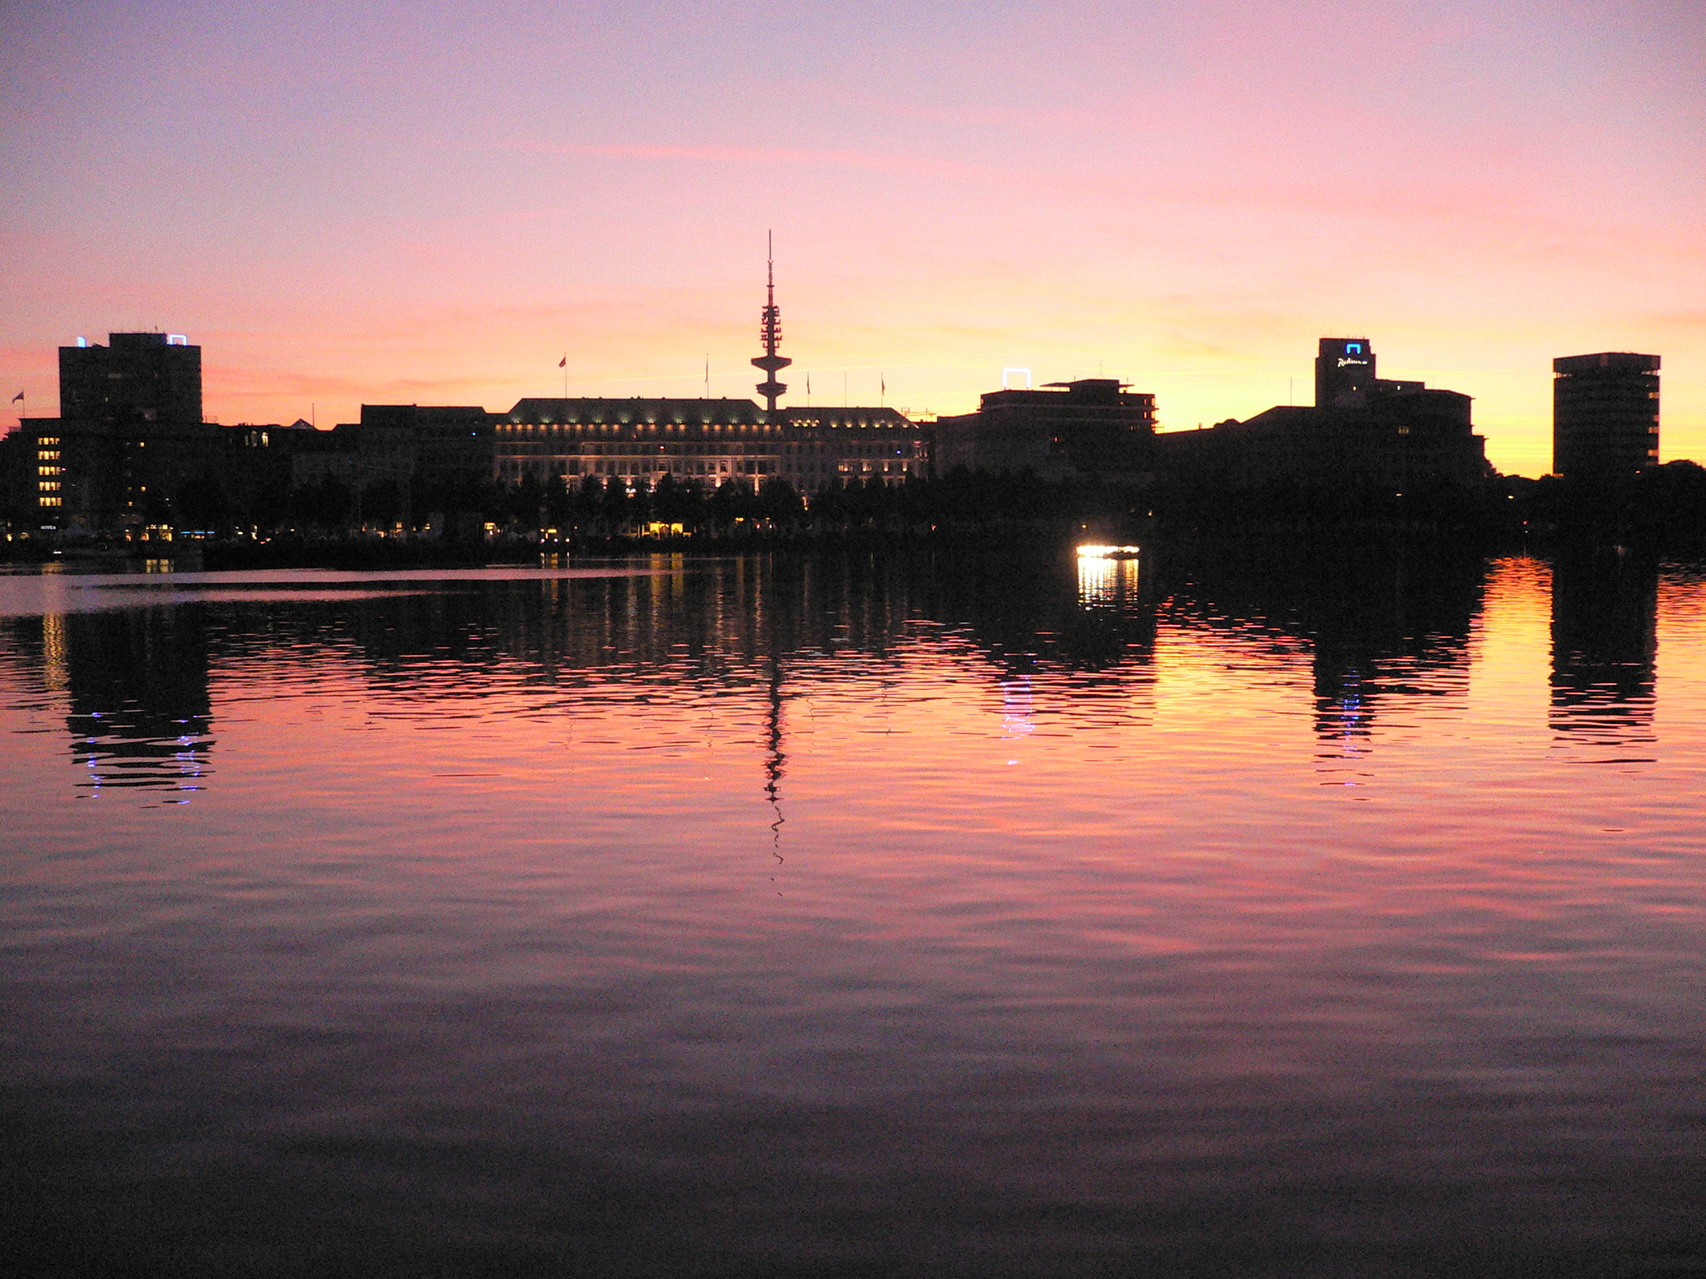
xmin=1550 ymin=548 xmax=1658 ymax=756
xmin=0 ymin=549 xmax=1684 ymax=803
xmin=3 ymin=549 xmax=1705 ymax=1275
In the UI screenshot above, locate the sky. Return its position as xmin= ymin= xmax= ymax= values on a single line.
xmin=2 ymin=0 xmax=1702 ymax=476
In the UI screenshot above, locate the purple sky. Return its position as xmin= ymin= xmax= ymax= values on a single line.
xmin=3 ymin=0 xmax=1702 ymax=473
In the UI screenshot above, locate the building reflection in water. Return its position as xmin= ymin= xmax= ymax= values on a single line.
xmin=56 ymin=606 xmax=215 ymax=799
xmin=1549 ymin=550 xmax=1657 ymax=753
xmin=1157 ymin=542 xmax=1483 ymax=755
xmin=2 ymin=545 xmax=1515 ymax=806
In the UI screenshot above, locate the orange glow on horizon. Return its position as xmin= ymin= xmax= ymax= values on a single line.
xmin=3 ymin=3 xmax=1701 ymax=475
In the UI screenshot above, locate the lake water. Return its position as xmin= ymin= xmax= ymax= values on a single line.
xmin=2 ymin=546 xmax=1703 ymax=1277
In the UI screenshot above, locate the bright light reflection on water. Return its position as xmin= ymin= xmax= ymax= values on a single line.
xmin=1 ymin=548 xmax=1703 ymax=1276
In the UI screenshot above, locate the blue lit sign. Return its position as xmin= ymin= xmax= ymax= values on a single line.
xmin=1346 ymin=342 xmax=1362 ymax=354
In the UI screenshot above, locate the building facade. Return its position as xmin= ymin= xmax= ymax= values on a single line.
xmin=492 ymin=398 xmax=926 ymax=495
xmin=1552 ymin=352 xmax=1660 ymax=480
xmin=931 ymin=378 xmax=1158 ymax=480
xmin=1158 ymin=339 xmax=1487 ymax=493
xmin=25 ymin=333 xmax=219 ymax=533
xmin=1314 ymin=338 xmax=1423 ymax=409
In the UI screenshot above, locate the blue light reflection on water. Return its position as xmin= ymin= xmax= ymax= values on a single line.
xmin=1 ymin=550 xmax=1703 ymax=1276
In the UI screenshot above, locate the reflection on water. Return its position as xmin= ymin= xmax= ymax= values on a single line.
xmin=5 ymin=605 xmax=215 ymax=798
xmin=1074 ymin=550 xmax=1141 ymax=609
xmin=1158 ymin=544 xmax=1482 ymax=746
xmin=1550 ymin=549 xmax=1658 ymax=756
xmin=2 ymin=548 xmax=1705 ymax=1276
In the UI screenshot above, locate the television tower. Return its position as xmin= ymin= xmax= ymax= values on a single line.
xmin=751 ymin=231 xmax=791 ymax=411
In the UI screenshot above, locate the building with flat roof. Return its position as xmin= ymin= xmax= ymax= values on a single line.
xmin=1158 ymin=339 xmax=1487 ymax=494
xmin=1315 ymin=338 xmax=1424 ymax=409
xmin=931 ymin=378 xmax=1157 ymax=481
xmin=27 ymin=332 xmax=216 ymax=533
xmin=59 ymin=331 xmax=203 ymax=425
xmin=1552 ymin=352 xmax=1659 ymax=480
xmin=492 ymin=398 xmax=925 ymax=496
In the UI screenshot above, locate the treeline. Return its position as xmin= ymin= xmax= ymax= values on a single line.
xmin=79 ymin=467 xmax=1148 ymax=544
xmin=1505 ymin=462 xmax=1706 ymax=546
xmin=12 ymin=457 xmax=1706 ymax=553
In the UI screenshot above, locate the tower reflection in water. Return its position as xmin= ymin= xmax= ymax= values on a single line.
xmin=51 ymin=606 xmax=215 ymax=799
xmin=1549 ymin=549 xmax=1657 ymax=755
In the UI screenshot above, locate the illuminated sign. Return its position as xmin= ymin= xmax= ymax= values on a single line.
xmin=1346 ymin=342 xmax=1363 ymax=354
xmin=1337 ymin=357 xmax=1370 ymax=368
xmin=167 ymin=334 xmax=188 ymax=345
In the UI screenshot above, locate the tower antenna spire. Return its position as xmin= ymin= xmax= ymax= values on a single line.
xmin=751 ymin=229 xmax=791 ymax=413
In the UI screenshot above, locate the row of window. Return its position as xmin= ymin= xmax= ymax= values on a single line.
xmin=501 ymin=420 xmax=905 ymax=434
xmin=502 ymin=422 xmax=767 ymax=435
xmin=502 ymin=457 xmax=920 ymax=480
xmin=498 ymin=441 xmax=913 ymax=460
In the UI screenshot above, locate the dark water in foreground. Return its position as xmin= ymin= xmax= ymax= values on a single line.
xmin=2 ymin=547 xmax=1703 ymax=1277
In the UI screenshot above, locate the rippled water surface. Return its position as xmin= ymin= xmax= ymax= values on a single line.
xmin=3 ymin=548 xmax=1703 ymax=1276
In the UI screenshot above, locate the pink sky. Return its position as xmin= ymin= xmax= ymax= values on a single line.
xmin=2 ymin=0 xmax=1701 ymax=475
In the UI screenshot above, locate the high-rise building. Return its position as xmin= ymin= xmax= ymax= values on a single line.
xmin=1552 ymin=352 xmax=1660 ymax=480
xmin=1156 ymin=338 xmax=1487 ymax=493
xmin=59 ymin=332 xmax=202 ymax=425
xmin=30 ymin=332 xmax=215 ymax=532
xmin=1315 ymin=338 xmax=1424 ymax=408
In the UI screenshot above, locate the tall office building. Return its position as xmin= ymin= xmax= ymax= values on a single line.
xmin=1315 ymin=338 xmax=1424 ymax=408
xmin=36 ymin=332 xmax=213 ymax=532
xmin=1552 ymin=352 xmax=1660 ymax=480
xmin=1156 ymin=337 xmax=1487 ymax=492
xmin=59 ymin=332 xmax=202 ymax=425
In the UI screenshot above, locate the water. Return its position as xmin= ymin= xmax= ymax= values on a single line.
xmin=2 ymin=547 xmax=1703 ymax=1276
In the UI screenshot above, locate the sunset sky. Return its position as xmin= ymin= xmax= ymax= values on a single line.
xmin=2 ymin=0 xmax=1701 ymax=475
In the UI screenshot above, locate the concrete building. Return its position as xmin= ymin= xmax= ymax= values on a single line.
xmin=931 ymin=378 xmax=1158 ymax=480
xmin=59 ymin=331 xmax=202 ymax=425
xmin=1315 ymin=338 xmax=1423 ymax=409
xmin=492 ymin=398 xmax=925 ymax=495
xmin=25 ymin=333 xmax=219 ymax=534
xmin=1157 ymin=339 xmax=1487 ymax=493
xmin=293 ymin=405 xmax=493 ymax=494
xmin=1552 ymin=352 xmax=1660 ymax=480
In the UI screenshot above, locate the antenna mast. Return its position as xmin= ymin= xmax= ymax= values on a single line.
xmin=751 ymin=230 xmax=792 ymax=412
